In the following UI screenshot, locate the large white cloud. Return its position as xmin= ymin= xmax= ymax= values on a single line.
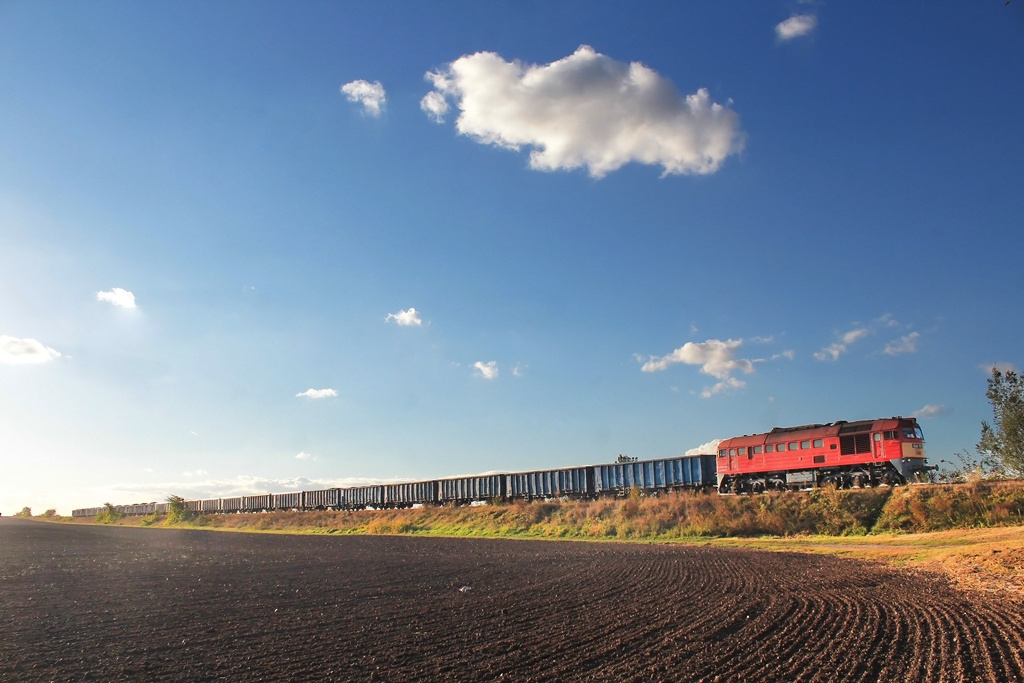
xmin=473 ymin=360 xmax=498 ymax=379
xmin=296 ymin=388 xmax=337 ymax=399
xmin=776 ymin=14 xmax=818 ymax=42
xmin=0 ymin=335 xmax=63 ymax=365
xmin=422 ymin=46 xmax=744 ymax=178
xmin=108 ymin=474 xmax=394 ymax=503
xmin=341 ymin=79 xmax=386 ymax=116
xmin=685 ymin=438 xmax=723 ymax=456
xmin=640 ymin=339 xmax=755 ymax=398
xmin=912 ymin=405 xmax=949 ymax=419
xmin=97 ymin=287 xmax=136 ymax=309
xmin=386 ymin=307 xmax=422 ymax=326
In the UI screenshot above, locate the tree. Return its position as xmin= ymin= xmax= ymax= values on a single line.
xmin=166 ymin=494 xmax=190 ymax=523
xmin=14 ymin=507 xmax=31 ymax=518
xmin=977 ymin=367 xmax=1024 ymax=477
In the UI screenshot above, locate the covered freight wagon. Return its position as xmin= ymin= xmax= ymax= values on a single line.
xmin=384 ymin=481 xmax=438 ymax=508
xmin=345 ymin=485 xmax=384 ymax=509
xmin=439 ymin=475 xmax=506 ymax=504
xmin=272 ymin=492 xmax=302 ymax=510
xmin=507 ymin=467 xmax=593 ymax=499
xmin=304 ymin=488 xmax=343 ymax=509
xmin=593 ymin=455 xmax=716 ymax=495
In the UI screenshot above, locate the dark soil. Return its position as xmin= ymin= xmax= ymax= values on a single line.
xmin=1 ymin=518 xmax=1022 ymax=682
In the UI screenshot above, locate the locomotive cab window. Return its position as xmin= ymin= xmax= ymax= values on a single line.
xmin=903 ymin=426 xmax=924 ymax=439
xmin=884 ymin=430 xmax=898 ymax=440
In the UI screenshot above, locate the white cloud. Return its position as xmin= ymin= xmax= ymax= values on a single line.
xmin=912 ymin=405 xmax=950 ymax=419
xmin=814 ymin=327 xmax=868 ymax=361
xmin=981 ymin=362 xmax=1017 ymax=374
xmin=296 ymin=388 xmax=338 ymax=399
xmin=340 ymin=79 xmax=386 ymax=116
xmin=640 ymin=338 xmax=755 ymax=397
xmin=0 ymin=335 xmax=63 ymax=365
xmin=422 ymin=45 xmax=744 ymax=178
xmin=97 ymin=287 xmax=136 ymax=309
xmin=776 ymin=14 xmax=818 ymax=41
xmin=512 ymin=363 xmax=524 ymax=377
xmin=386 ymin=307 xmax=422 ymax=326
xmin=294 ymin=452 xmax=315 ymax=460
xmin=685 ymin=438 xmax=722 ymax=456
xmin=884 ymin=332 xmax=920 ymax=356
xmin=816 ymin=316 xmax=920 ymax=361
xmin=108 ymin=474 xmax=403 ymax=503
xmin=420 ymin=90 xmax=450 ymax=122
xmin=473 ymin=360 xmax=498 ymax=379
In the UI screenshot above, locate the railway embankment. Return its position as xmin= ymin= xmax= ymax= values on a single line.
xmin=64 ymin=480 xmax=1024 ymax=539
xmin=57 ymin=480 xmax=1024 ymax=600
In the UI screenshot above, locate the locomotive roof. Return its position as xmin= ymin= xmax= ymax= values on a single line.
xmin=720 ymin=417 xmax=917 ymax=445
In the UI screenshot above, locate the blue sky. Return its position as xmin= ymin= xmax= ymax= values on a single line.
xmin=2 ymin=1 xmax=1022 ymax=514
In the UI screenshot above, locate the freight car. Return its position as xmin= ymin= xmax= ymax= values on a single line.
xmin=716 ymin=416 xmax=934 ymax=494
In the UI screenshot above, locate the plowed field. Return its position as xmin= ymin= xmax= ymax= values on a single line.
xmin=1 ymin=518 xmax=1022 ymax=682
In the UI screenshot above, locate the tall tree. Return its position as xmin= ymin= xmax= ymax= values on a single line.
xmin=977 ymin=367 xmax=1024 ymax=476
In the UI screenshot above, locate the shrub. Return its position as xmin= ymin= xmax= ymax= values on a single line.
xmin=140 ymin=511 xmax=161 ymax=526
xmin=14 ymin=507 xmax=32 ymax=518
xmin=165 ymin=495 xmax=192 ymax=524
xmin=94 ymin=503 xmax=125 ymax=524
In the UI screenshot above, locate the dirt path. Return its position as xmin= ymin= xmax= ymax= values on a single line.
xmin=2 ymin=518 xmax=1022 ymax=682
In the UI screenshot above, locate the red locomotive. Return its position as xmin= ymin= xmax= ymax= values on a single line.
xmin=716 ymin=416 xmax=934 ymax=494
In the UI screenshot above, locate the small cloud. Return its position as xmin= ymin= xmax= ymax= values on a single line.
xmin=912 ymin=405 xmax=950 ymax=419
xmin=190 ymin=431 xmax=198 ymax=437
xmin=340 ymin=79 xmax=386 ymax=116
xmin=97 ymin=287 xmax=136 ymax=309
xmin=473 ymin=361 xmax=498 ymax=379
xmin=296 ymin=388 xmax=338 ymax=399
xmin=420 ymin=90 xmax=450 ymax=123
xmin=0 ymin=335 xmax=63 ymax=365
xmin=294 ymin=452 xmax=315 ymax=461
xmin=775 ymin=14 xmax=817 ymax=42
xmin=814 ymin=327 xmax=869 ymax=361
xmin=512 ymin=363 xmax=525 ymax=377
xmin=421 ymin=46 xmax=744 ymax=178
xmin=685 ymin=438 xmax=722 ymax=456
xmin=981 ymin=362 xmax=1017 ymax=374
xmin=182 ymin=469 xmax=208 ymax=477
xmin=884 ymin=332 xmax=920 ymax=356
xmin=386 ymin=307 xmax=422 ymax=326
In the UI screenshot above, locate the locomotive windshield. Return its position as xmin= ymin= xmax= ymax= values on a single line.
xmin=902 ymin=426 xmax=924 ymax=440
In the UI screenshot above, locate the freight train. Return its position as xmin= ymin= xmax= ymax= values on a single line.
xmin=72 ymin=416 xmax=933 ymax=518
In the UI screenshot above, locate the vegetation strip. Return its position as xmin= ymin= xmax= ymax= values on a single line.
xmin=56 ymin=481 xmax=1024 ymax=601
